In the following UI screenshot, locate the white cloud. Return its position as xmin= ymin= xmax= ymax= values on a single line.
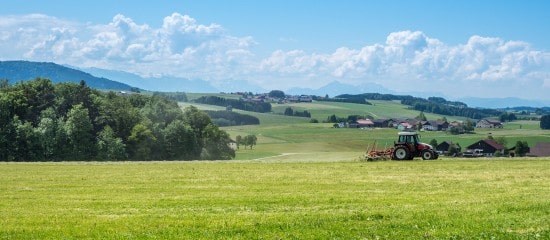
xmin=0 ymin=14 xmax=549 ymax=100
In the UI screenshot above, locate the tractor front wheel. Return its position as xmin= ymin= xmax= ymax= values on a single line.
xmin=392 ymin=146 xmax=410 ymax=160
xmin=421 ymin=150 xmax=435 ymax=160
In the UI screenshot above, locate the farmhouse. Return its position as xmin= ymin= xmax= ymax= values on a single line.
xmin=476 ymin=119 xmax=503 ymax=128
xmin=421 ymin=120 xmax=449 ymax=131
xmin=465 ymin=139 xmax=505 ymax=157
xmin=349 ymin=119 xmax=374 ymax=128
xmin=394 ymin=118 xmax=419 ymax=130
xmin=436 ymin=141 xmax=461 ymax=156
xmin=527 ymin=142 xmax=550 ymax=157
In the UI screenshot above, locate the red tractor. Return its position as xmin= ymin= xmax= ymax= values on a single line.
xmin=391 ymin=132 xmax=438 ymax=160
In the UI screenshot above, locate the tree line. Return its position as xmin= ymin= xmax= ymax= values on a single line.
xmin=401 ymin=98 xmax=501 ymax=119
xmin=193 ymin=96 xmax=272 ymax=113
xmin=0 ymin=78 xmax=235 ymax=161
xmin=204 ymin=110 xmax=260 ymax=126
xmin=314 ymin=94 xmax=371 ymax=105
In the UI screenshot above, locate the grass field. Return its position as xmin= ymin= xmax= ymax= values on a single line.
xmin=1 ymin=159 xmax=548 ymax=239
xmin=2 ymin=97 xmax=549 ymax=239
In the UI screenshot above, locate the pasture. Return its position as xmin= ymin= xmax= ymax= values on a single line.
xmin=1 ymin=159 xmax=548 ymax=239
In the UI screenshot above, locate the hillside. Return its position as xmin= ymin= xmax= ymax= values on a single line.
xmin=0 ymin=61 xmax=134 ymax=90
xmin=179 ymin=93 xmax=549 ymax=161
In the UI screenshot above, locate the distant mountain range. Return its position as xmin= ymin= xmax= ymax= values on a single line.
xmin=0 ymin=61 xmax=133 ymax=90
xmin=457 ymin=97 xmax=550 ymax=109
xmin=1 ymin=60 xmax=548 ymax=108
xmin=80 ymin=67 xmax=219 ymax=92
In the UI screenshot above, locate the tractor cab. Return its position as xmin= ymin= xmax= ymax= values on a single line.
xmin=398 ymin=132 xmax=420 ymax=145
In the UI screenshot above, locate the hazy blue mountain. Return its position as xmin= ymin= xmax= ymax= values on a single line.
xmin=213 ymin=79 xmax=266 ymax=94
xmin=458 ymin=97 xmax=550 ymax=108
xmin=82 ymin=67 xmax=219 ymax=92
xmin=287 ymin=81 xmax=392 ymax=97
xmin=0 ymin=61 xmax=134 ymax=90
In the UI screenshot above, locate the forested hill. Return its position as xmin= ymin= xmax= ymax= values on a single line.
xmin=0 ymin=78 xmax=235 ymax=161
xmin=0 ymin=61 xmax=134 ymax=91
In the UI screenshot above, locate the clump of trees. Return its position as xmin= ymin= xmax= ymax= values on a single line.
xmin=0 ymin=78 xmax=235 ymax=161
xmin=540 ymin=115 xmax=550 ymax=129
xmin=283 ymin=107 xmax=311 ymax=118
xmin=268 ymin=90 xmax=285 ymax=99
xmin=315 ymin=94 xmax=371 ymax=105
xmin=235 ymin=135 xmax=257 ymax=149
xmin=499 ymin=112 xmax=517 ymax=122
xmin=514 ymin=141 xmax=530 ymax=157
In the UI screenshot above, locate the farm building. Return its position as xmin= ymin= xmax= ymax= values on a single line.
xmin=527 ymin=142 xmax=550 ymax=157
xmin=394 ymin=119 xmax=419 ymax=131
xmin=476 ymin=119 xmax=503 ymax=128
xmin=465 ymin=139 xmax=505 ymax=157
xmin=349 ymin=119 xmax=374 ymax=128
xmin=436 ymin=141 xmax=461 ymax=156
xmin=421 ymin=120 xmax=449 ymax=131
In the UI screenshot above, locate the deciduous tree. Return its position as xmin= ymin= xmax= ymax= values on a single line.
xmin=515 ymin=141 xmax=529 ymax=157
xmin=201 ymin=124 xmax=235 ymax=160
xmin=97 ymin=126 xmax=127 ymax=160
xmin=127 ymin=123 xmax=156 ymax=160
xmin=65 ymin=104 xmax=95 ymax=160
xmin=163 ymin=120 xmax=198 ymax=160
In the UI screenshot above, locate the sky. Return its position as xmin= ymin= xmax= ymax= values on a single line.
xmin=1 ymin=0 xmax=550 ymax=102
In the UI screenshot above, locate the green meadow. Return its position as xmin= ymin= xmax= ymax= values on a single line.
xmin=1 ymin=98 xmax=549 ymax=239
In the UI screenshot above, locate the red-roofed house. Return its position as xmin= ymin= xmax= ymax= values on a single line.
xmin=466 ymin=139 xmax=505 ymax=157
xmin=527 ymin=143 xmax=550 ymax=157
xmin=350 ymin=119 xmax=374 ymax=128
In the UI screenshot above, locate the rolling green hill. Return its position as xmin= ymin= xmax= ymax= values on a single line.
xmin=180 ymin=94 xmax=550 ymax=161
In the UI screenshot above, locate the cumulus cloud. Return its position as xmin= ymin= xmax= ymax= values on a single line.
xmin=0 ymin=13 xmax=255 ymax=79
xmin=260 ymin=31 xmax=550 ymax=99
xmin=0 ymin=14 xmax=549 ymax=99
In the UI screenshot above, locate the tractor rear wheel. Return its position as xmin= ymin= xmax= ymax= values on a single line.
xmin=392 ymin=146 xmax=410 ymax=160
xmin=421 ymin=150 xmax=435 ymax=160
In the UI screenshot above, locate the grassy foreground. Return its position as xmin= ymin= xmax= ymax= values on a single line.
xmin=1 ymin=159 xmax=548 ymax=239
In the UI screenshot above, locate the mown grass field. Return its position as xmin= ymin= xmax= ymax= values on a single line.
xmin=1 ymin=159 xmax=548 ymax=239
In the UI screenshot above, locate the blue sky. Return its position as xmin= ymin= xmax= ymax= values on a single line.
xmin=1 ymin=1 xmax=550 ymax=101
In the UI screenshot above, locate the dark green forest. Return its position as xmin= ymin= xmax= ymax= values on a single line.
xmin=193 ymin=96 xmax=272 ymax=113
xmin=0 ymin=78 xmax=235 ymax=161
xmin=204 ymin=110 xmax=260 ymax=126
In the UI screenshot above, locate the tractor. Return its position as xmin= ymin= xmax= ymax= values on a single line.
xmin=391 ymin=132 xmax=438 ymax=160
